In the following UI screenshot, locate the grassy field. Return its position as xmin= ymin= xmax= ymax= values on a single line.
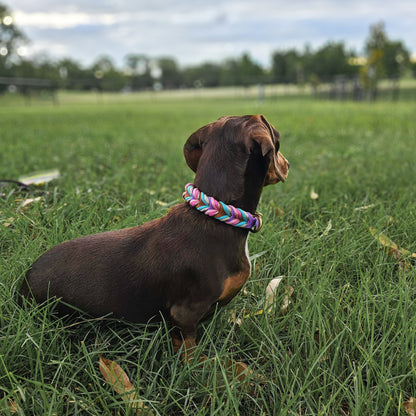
xmin=1 ymin=92 xmax=416 ymax=415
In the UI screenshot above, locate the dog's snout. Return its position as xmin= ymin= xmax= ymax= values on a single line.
xmin=273 ymin=151 xmax=289 ymax=184
xmin=280 ymin=154 xmax=289 ymax=170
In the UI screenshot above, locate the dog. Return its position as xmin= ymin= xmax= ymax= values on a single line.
xmin=21 ymin=114 xmax=289 ymax=359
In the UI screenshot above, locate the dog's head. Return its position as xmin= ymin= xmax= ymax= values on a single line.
xmin=184 ymin=115 xmax=289 ymax=200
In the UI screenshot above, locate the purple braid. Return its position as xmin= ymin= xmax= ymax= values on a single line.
xmin=182 ymin=183 xmax=262 ymax=232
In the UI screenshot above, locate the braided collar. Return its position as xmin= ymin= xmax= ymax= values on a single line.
xmin=182 ymin=183 xmax=263 ymax=233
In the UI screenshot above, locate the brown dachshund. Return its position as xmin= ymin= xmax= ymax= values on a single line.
xmin=21 ymin=115 xmax=289 ymax=357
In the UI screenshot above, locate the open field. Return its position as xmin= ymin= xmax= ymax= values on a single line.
xmin=1 ymin=93 xmax=416 ymax=415
xmin=1 ymin=76 xmax=416 ymax=106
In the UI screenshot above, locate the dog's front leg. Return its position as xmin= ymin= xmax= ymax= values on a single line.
xmin=171 ymin=326 xmax=200 ymax=363
xmin=170 ymin=303 xmax=259 ymax=383
xmin=170 ymin=302 xmax=211 ymax=363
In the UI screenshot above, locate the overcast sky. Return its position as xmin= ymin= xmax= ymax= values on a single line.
xmin=10 ymin=0 xmax=416 ymax=68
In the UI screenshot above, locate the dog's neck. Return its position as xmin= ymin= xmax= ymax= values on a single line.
xmin=194 ymin=151 xmax=267 ymax=214
xmin=183 ymin=184 xmax=262 ymax=232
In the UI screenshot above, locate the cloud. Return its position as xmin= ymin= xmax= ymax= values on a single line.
xmin=15 ymin=11 xmax=116 ymax=29
xmin=11 ymin=0 xmax=416 ymax=67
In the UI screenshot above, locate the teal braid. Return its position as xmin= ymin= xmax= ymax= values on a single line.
xmin=182 ymin=183 xmax=263 ymax=232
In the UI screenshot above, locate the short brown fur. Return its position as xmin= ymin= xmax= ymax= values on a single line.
xmin=21 ymin=115 xmax=289 ymax=357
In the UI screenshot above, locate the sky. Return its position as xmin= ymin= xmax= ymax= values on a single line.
xmin=8 ymin=0 xmax=416 ymax=69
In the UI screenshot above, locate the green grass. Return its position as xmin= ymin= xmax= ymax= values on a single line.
xmin=1 ymin=92 xmax=416 ymax=415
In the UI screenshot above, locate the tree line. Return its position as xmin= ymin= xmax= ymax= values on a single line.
xmin=1 ymin=3 xmax=414 ymax=95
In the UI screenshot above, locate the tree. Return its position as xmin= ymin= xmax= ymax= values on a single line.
xmin=382 ymin=40 xmax=410 ymax=78
xmin=361 ymin=22 xmax=388 ymax=99
xmin=90 ymin=55 xmax=126 ymax=91
xmin=124 ymin=54 xmax=153 ymax=90
xmin=182 ymin=62 xmax=222 ymax=88
xmin=238 ymin=53 xmax=265 ymax=86
xmin=0 ymin=4 xmax=27 ymax=63
xmin=307 ymin=42 xmax=357 ymax=82
xmin=361 ymin=21 xmax=411 ymax=99
xmin=12 ymin=58 xmax=36 ymax=78
xmin=31 ymin=53 xmax=60 ymax=81
xmin=57 ymin=58 xmax=93 ymax=90
xmin=411 ymin=58 xmax=416 ymax=79
xmin=221 ymin=53 xmax=264 ymax=86
xmin=157 ymin=57 xmax=182 ymax=89
xmin=125 ymin=54 xmax=146 ymax=76
xmin=271 ymin=49 xmax=303 ymax=84
xmin=91 ymin=55 xmax=116 ymax=75
xmin=0 ymin=3 xmax=28 ymax=83
xmin=220 ymin=58 xmax=239 ymax=86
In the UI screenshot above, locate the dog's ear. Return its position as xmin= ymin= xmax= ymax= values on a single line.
xmin=183 ymin=126 xmax=207 ymax=172
xmin=247 ymin=115 xmax=287 ymax=185
xmin=184 ymin=118 xmax=228 ymax=172
xmin=249 ymin=115 xmax=279 ymax=157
